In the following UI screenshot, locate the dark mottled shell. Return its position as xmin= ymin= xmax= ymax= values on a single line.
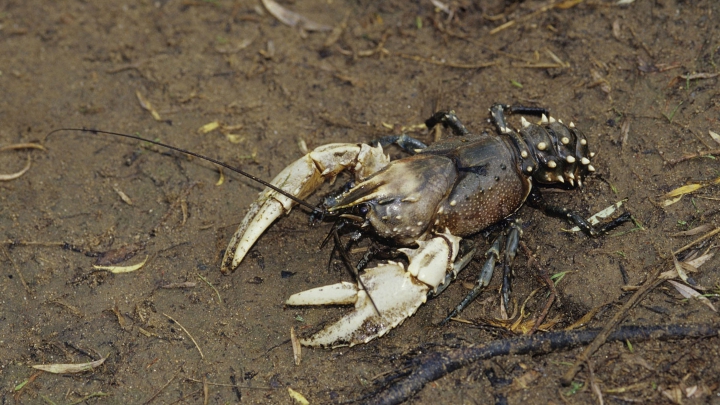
xmin=327 ymin=113 xmax=595 ymax=243
xmin=516 ymin=116 xmax=594 ymax=187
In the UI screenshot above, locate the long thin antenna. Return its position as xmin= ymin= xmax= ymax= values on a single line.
xmin=45 ymin=128 xmax=325 ymax=216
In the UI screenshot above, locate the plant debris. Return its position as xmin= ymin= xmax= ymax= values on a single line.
xmin=32 ymin=356 xmax=108 ymax=374
xmin=261 ymin=0 xmax=331 ymax=32
xmin=92 ymin=255 xmax=149 ymax=273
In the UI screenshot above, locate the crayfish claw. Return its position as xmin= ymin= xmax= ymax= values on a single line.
xmin=288 ymin=262 xmax=429 ymax=348
xmin=287 ymin=232 xmax=462 ymax=347
xmin=286 ymin=281 xmax=359 ymax=306
xmin=221 ymin=143 xmax=389 ymax=274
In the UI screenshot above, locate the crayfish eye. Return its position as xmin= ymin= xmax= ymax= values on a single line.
xmin=358 ymin=204 xmax=370 ymax=216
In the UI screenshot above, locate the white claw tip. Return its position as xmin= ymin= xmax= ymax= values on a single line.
xmin=541 ymin=114 xmax=549 ymax=124
xmin=521 ymin=116 xmax=530 ymax=128
xmin=569 ymin=178 xmax=575 ymax=186
xmin=568 ymin=173 xmax=575 ymax=179
xmin=566 ymin=155 xmax=576 ymax=163
xmin=557 ymin=175 xmax=565 ymax=183
xmin=588 ymin=165 xmax=596 ymax=172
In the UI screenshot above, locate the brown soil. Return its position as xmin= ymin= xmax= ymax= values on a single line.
xmin=1 ymin=0 xmax=719 ymax=404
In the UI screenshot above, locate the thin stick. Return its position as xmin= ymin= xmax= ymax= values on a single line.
xmin=0 ymin=143 xmax=46 ymax=152
xmin=559 ymin=265 xmax=664 ymax=385
xmin=184 ymin=377 xmax=273 ymax=390
xmin=163 ymin=313 xmax=204 ymax=359
xmin=2 ymin=247 xmax=30 ymax=293
xmin=2 ymin=240 xmax=65 ymax=247
xmin=197 ymin=273 xmax=223 ymax=306
xmin=202 ymin=375 xmax=209 ymax=405
xmin=673 ymin=226 xmax=720 ymax=256
xmin=665 ymin=149 xmax=720 ymax=165
xmin=529 ymin=293 xmax=555 ymax=336
xmin=395 ymin=53 xmax=498 ymax=69
xmin=143 ymin=366 xmax=183 ymax=404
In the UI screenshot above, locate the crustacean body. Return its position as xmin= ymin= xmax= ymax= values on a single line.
xmin=221 ymin=104 xmax=622 ymax=348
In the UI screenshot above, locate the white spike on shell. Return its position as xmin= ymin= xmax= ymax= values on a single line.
xmin=549 ymin=116 xmax=557 ymax=123
xmin=537 ymin=142 xmax=547 ymax=151
xmin=581 ymin=157 xmax=590 ymax=165
xmin=541 ymin=114 xmax=549 ymax=124
xmin=521 ymin=116 xmax=530 ymax=128
xmin=569 ymin=122 xmax=575 ymax=128
xmin=588 ymin=165 xmax=596 ymax=172
xmin=547 ymin=160 xmax=557 ymax=168
xmin=566 ymin=155 xmax=576 ymax=163
xmin=557 ymin=175 xmax=565 ymax=183
xmin=561 ymin=137 xmax=570 ymax=145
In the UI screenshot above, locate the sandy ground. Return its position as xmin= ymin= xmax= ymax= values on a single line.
xmin=1 ymin=0 xmax=719 ymax=403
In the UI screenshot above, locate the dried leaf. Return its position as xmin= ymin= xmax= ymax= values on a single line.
xmin=288 ymin=387 xmax=310 ymax=405
xmin=664 ymin=183 xmax=705 ymax=198
xmin=291 ymin=327 xmax=302 ymax=366
xmin=160 ymin=282 xmax=197 ymax=289
xmin=0 ymin=155 xmax=31 ymax=181
xmin=567 ymin=200 xmax=625 ymax=232
xmin=323 ymin=12 xmax=348 ymax=48
xmin=297 ymin=138 xmax=308 ymax=155
xmin=672 ymin=253 xmax=689 ymax=283
xmin=685 ymin=252 xmax=714 ymax=269
xmin=662 ymin=177 xmax=720 ymax=206
xmin=511 ymin=370 xmax=541 ymax=389
xmin=215 ymin=37 xmax=255 ymax=54
xmin=430 ymin=0 xmax=452 ymax=14
xmin=215 ymin=168 xmax=225 ymax=186
xmin=225 ymin=134 xmax=245 ymax=144
xmin=710 ymin=130 xmax=720 ymax=146
xmin=112 ymin=184 xmax=133 ymax=205
xmin=198 ymin=121 xmax=220 ymax=134
xmin=680 ymin=73 xmax=720 ymax=80
xmin=662 ymin=386 xmax=683 ymax=404
xmin=671 ymin=224 xmax=712 ymax=237
xmin=555 ymin=0 xmax=584 ymax=9
xmin=565 ymin=302 xmax=609 ymax=330
xmin=93 ymin=255 xmax=149 ymax=273
xmin=0 ymin=143 xmax=46 ymax=152
xmin=620 ymin=353 xmax=655 ymax=371
xmin=135 ymin=90 xmax=162 ymax=121
xmin=261 ymin=0 xmax=331 ymax=32
xmin=662 ymin=195 xmax=684 ymax=206
xmin=32 ymin=356 xmax=107 ymax=374
xmin=667 ymin=280 xmax=717 ymax=312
